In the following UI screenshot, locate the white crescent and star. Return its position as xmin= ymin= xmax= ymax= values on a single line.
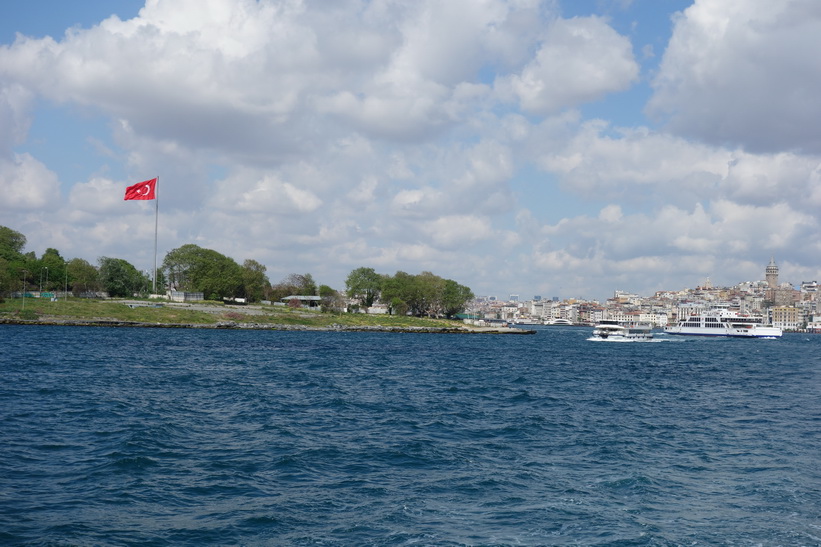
xmin=139 ymin=184 xmax=151 ymax=195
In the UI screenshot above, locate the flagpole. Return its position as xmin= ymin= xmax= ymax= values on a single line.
xmin=153 ymin=176 xmax=159 ymax=294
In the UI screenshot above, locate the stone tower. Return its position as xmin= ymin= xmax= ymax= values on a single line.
xmin=765 ymin=257 xmax=779 ymax=288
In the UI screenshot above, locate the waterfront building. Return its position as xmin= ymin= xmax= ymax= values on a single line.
xmin=771 ymin=306 xmax=801 ymax=331
xmin=639 ymin=312 xmax=668 ymax=327
xmin=467 ymin=257 xmax=806 ymax=328
xmin=807 ymin=315 xmax=821 ymax=333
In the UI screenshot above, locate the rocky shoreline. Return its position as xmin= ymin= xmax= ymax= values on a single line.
xmin=0 ymin=316 xmax=535 ymax=334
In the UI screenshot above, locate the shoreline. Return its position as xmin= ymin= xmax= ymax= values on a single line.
xmin=0 ymin=317 xmax=536 ymax=334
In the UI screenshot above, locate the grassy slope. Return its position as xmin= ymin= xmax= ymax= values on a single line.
xmin=0 ymin=298 xmax=464 ymax=329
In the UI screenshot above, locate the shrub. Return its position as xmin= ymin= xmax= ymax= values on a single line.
xmin=17 ymin=309 xmax=39 ymax=321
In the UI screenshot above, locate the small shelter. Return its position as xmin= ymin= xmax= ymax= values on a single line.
xmin=281 ymin=295 xmax=321 ymax=308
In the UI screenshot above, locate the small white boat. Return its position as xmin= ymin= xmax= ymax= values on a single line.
xmin=546 ymin=318 xmax=573 ymax=326
xmin=591 ymin=320 xmax=653 ymax=341
xmin=513 ymin=318 xmax=542 ymax=325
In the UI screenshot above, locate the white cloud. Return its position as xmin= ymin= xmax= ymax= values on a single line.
xmin=540 ymin=121 xmax=728 ymax=197
xmin=421 ymin=215 xmax=494 ymax=249
xmin=0 ymin=154 xmax=60 ymax=211
xmin=524 ymin=195 xmax=819 ymax=297
xmin=648 ymin=0 xmax=821 ymax=153
xmin=535 ymin=120 xmax=821 ymax=220
xmin=598 ymin=204 xmax=623 ymax=222
xmin=723 ymin=153 xmax=821 ymax=210
xmin=391 ymin=187 xmax=443 ymax=218
xmin=498 ymin=16 xmax=639 ymax=114
xmin=0 ymin=83 xmax=33 ymax=154
xmin=2 ymin=0 xmax=821 ymax=302
xmin=68 ymin=177 xmax=126 ymax=215
xmin=208 ymin=172 xmax=322 ymax=215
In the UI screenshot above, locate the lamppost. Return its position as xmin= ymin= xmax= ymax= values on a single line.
xmin=64 ymin=261 xmax=68 ymax=301
xmin=45 ymin=267 xmax=49 ymax=295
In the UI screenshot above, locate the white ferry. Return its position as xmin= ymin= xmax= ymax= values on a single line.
xmin=664 ymin=309 xmax=782 ymax=338
xmin=546 ymin=318 xmax=573 ymax=326
xmin=591 ymin=320 xmax=653 ymax=341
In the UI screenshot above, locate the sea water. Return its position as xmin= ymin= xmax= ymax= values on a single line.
xmin=1 ymin=324 xmax=820 ymax=545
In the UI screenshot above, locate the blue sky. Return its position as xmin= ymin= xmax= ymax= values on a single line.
xmin=2 ymin=0 xmax=820 ymax=301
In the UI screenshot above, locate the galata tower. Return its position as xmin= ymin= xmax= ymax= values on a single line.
xmin=765 ymin=257 xmax=779 ymax=288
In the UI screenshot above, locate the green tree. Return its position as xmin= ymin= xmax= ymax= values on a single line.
xmin=389 ymin=296 xmax=408 ymax=316
xmin=98 ymin=257 xmax=148 ymax=297
xmin=0 ymin=226 xmax=27 ymax=296
xmin=162 ymin=244 xmax=243 ymax=300
xmin=414 ymin=271 xmax=445 ymax=316
xmin=0 ymin=226 xmax=26 ymax=261
xmin=380 ymin=271 xmax=413 ymax=315
xmin=345 ymin=267 xmax=382 ymax=311
xmin=39 ymin=248 xmax=66 ymax=293
xmin=242 ymin=259 xmax=270 ymax=303
xmin=67 ymin=258 xmax=100 ymax=296
xmin=393 ymin=271 xmax=427 ymax=316
xmin=0 ymin=257 xmax=11 ymax=299
xmin=442 ymin=279 xmax=474 ymax=318
xmin=298 ymin=273 xmax=317 ymax=296
xmin=162 ymin=244 xmax=201 ymax=291
xmin=319 ymin=284 xmax=344 ymax=313
xmin=379 ymin=270 xmax=473 ymax=318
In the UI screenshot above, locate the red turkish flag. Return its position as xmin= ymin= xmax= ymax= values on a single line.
xmin=124 ymin=178 xmax=157 ymax=200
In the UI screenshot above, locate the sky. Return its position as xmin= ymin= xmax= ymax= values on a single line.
xmin=2 ymin=0 xmax=821 ymax=302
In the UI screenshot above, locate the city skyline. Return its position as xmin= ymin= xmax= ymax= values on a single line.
xmin=2 ymin=1 xmax=821 ymax=303
xmin=484 ymin=257 xmax=798 ymax=304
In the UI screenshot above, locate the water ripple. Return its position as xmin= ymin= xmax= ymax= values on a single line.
xmin=1 ymin=325 xmax=820 ymax=545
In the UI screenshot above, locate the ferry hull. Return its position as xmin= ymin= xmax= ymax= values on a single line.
xmin=665 ymin=327 xmax=782 ymax=338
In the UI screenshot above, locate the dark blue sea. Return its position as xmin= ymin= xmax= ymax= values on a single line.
xmin=2 ymin=325 xmax=820 ymax=546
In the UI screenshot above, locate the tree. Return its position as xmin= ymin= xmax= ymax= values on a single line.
xmin=98 ymin=257 xmax=148 ymax=297
xmin=415 ymin=271 xmax=445 ymax=316
xmin=162 ymin=244 xmax=202 ymax=291
xmin=286 ymin=273 xmax=317 ymax=295
xmin=39 ymin=248 xmax=66 ymax=293
xmin=67 ymin=258 xmax=100 ymax=296
xmin=269 ymin=279 xmax=296 ymax=302
xmin=0 ymin=226 xmax=26 ymax=261
xmin=345 ymin=267 xmax=381 ymax=311
xmin=162 ymin=244 xmax=243 ymax=300
xmin=386 ymin=271 xmax=427 ymax=316
xmin=379 ymin=270 xmax=474 ymax=318
xmin=242 ymin=259 xmax=270 ymax=303
xmin=0 ymin=226 xmax=27 ymax=296
xmin=442 ymin=279 xmax=474 ymax=318
xmin=389 ymin=296 xmax=408 ymax=316
xmin=380 ymin=271 xmax=413 ymax=315
xmin=319 ymin=284 xmax=344 ymax=313
xmin=0 ymin=257 xmax=11 ymax=299
xmin=270 ymin=273 xmax=317 ymax=301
